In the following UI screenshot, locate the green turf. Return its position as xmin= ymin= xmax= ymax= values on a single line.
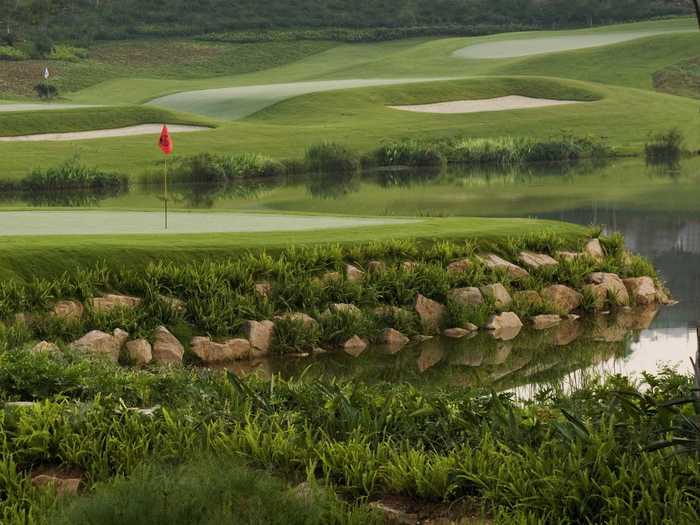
xmin=0 ymin=216 xmax=584 ymax=280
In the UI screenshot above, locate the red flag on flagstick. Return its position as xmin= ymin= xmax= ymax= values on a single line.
xmin=159 ymin=125 xmax=173 ymax=155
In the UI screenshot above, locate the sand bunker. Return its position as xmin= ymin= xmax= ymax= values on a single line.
xmin=453 ymin=31 xmax=682 ymax=60
xmin=389 ymin=95 xmax=582 ymax=114
xmin=0 ymin=211 xmax=417 ymax=236
xmin=0 ymin=124 xmax=210 ymax=142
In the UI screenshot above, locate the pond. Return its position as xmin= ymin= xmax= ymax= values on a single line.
xmin=2 ymin=157 xmax=698 ymax=392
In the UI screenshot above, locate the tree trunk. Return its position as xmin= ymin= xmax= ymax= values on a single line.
xmin=693 ymin=0 xmax=700 ymax=30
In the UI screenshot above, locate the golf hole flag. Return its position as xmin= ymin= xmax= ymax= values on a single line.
xmin=43 ymin=67 xmax=50 ymax=80
xmin=158 ymin=125 xmax=173 ymax=155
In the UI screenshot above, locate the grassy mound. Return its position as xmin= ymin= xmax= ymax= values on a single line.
xmin=0 ymin=106 xmax=212 ymax=137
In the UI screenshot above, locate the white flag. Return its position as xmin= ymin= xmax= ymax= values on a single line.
xmin=43 ymin=67 xmax=49 ymax=80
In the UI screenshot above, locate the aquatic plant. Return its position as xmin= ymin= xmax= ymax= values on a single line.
xmin=645 ymin=128 xmax=685 ymax=163
xmin=304 ymin=142 xmax=360 ymax=173
xmin=22 ymin=157 xmax=127 ymax=191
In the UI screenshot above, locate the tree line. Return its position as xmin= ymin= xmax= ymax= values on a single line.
xmin=0 ymin=0 xmax=692 ymax=45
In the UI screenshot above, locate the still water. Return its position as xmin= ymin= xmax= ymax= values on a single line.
xmin=3 ymin=157 xmax=698 ymax=390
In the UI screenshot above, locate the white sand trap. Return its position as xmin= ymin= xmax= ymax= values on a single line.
xmin=0 ymin=103 xmax=102 ymax=113
xmin=0 ymin=211 xmax=417 ymax=236
xmin=389 ymin=95 xmax=582 ymax=114
xmin=454 ymin=31 xmax=684 ymax=59
xmin=149 ymin=78 xmax=450 ymax=120
xmin=0 ymin=124 xmax=210 ymax=142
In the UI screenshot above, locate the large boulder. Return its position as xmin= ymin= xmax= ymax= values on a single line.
xmin=447 ymin=259 xmax=472 ymax=274
xmin=518 ymin=251 xmax=558 ymax=270
xmin=329 ymin=303 xmax=362 ymax=316
xmin=51 ymin=300 xmax=84 ymax=320
xmin=126 ymin=339 xmax=152 ymax=366
xmin=485 ymin=312 xmax=523 ymax=341
xmin=90 ymin=294 xmax=142 ymax=312
xmin=584 ymin=239 xmax=605 ymax=261
xmin=345 ymin=264 xmax=365 ymax=283
xmin=191 ymin=337 xmax=251 ymax=363
xmin=480 ymin=283 xmax=512 ymax=309
xmin=556 ymin=251 xmax=583 ymax=262
xmin=380 ymin=328 xmax=409 ymax=348
xmin=447 ymin=287 xmax=483 ymax=307
xmin=367 ymin=260 xmax=386 ymax=274
xmin=513 ymin=290 xmax=544 ymax=309
xmin=622 ymin=277 xmax=658 ymax=305
xmin=479 ymin=254 xmax=529 ymax=279
xmin=244 ymin=320 xmax=275 ymax=355
xmin=342 ymin=335 xmax=368 ymax=357
xmin=531 ymin=314 xmax=562 ymax=330
xmin=254 ymin=282 xmax=272 ymax=299
xmin=152 ymin=326 xmax=184 ymax=365
xmin=32 ymin=341 xmax=60 ymax=354
xmin=585 ymin=272 xmax=630 ymax=309
xmin=71 ymin=329 xmax=128 ymax=362
xmin=414 ymin=294 xmax=445 ymax=334
xmin=542 ymin=285 xmax=582 ymax=314
xmin=274 ymin=312 xmax=318 ymax=329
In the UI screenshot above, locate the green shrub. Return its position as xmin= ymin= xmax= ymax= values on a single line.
xmin=48 ymin=44 xmax=88 ymax=62
xmin=369 ymin=140 xmax=445 ymax=167
xmin=23 ymin=157 xmax=127 ymax=191
xmin=33 ymin=82 xmax=58 ymax=100
xmin=0 ymin=45 xmax=27 ymax=61
xmin=645 ymin=128 xmax=684 ymax=163
xmin=304 ymin=142 xmax=360 ymax=173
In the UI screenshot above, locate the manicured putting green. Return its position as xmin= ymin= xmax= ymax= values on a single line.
xmin=148 ymin=78 xmax=448 ymax=119
xmin=0 ymin=211 xmax=417 ymax=236
xmin=454 ymin=31 xmax=682 ymax=59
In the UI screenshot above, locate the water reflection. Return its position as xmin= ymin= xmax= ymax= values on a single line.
xmin=2 ymin=157 xmax=699 ymax=387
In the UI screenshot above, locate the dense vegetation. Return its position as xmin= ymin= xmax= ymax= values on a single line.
xmin=0 ymin=0 xmax=690 ymax=44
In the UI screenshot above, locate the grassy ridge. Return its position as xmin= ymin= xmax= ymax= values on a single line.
xmin=0 ymin=217 xmax=584 ymax=281
xmin=0 ymin=106 xmax=214 ymax=137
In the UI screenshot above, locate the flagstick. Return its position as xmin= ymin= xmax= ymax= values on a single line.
xmin=164 ymin=157 xmax=168 ymax=230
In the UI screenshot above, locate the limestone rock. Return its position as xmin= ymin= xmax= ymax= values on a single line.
xmin=90 ymin=294 xmax=142 ymax=312
xmin=401 ymin=261 xmax=418 ymax=272
xmin=586 ymin=272 xmax=630 ymax=308
xmin=622 ymin=277 xmax=658 ymax=305
xmin=462 ymin=322 xmax=479 ymax=332
xmin=51 ymin=300 xmax=84 ymax=320
xmin=541 ymin=285 xmax=582 ymax=314
xmin=71 ymin=329 xmax=128 ymax=362
xmin=531 ymin=314 xmax=562 ymax=330
xmin=380 ymin=328 xmax=409 ymax=348
xmin=32 ymin=341 xmax=59 ymax=353
xmin=191 ymin=337 xmax=251 ymax=363
xmin=367 ymin=260 xmax=386 ymax=274
xmin=443 ymin=327 xmax=471 ymax=339
xmin=31 ymin=474 xmax=81 ymax=496
xmin=486 ymin=312 xmax=523 ymax=341
xmin=254 ymin=282 xmax=272 ymax=299
xmin=519 ymin=251 xmax=558 ymax=270
xmin=513 ymin=290 xmax=544 ymax=309
xmin=446 ymin=258 xmax=472 ymax=274
xmin=556 ymin=251 xmax=582 ymax=261
xmin=244 ymin=320 xmax=275 ymax=355
xmin=447 ymin=287 xmax=483 ymax=307
xmin=329 ymin=303 xmax=362 ymax=316
xmin=345 ymin=264 xmax=364 ymax=282
xmin=414 ymin=294 xmax=445 ymax=334
xmin=480 ymin=283 xmax=512 ymax=309
xmin=584 ymin=239 xmax=605 ymax=261
xmin=342 ymin=335 xmax=368 ymax=357
xmin=126 ymin=339 xmax=152 ymax=366
xmin=479 ymin=253 xmax=529 ymax=279
xmin=152 ymin=326 xmax=184 ymax=365
xmin=274 ymin=312 xmax=318 ymax=329
xmin=159 ymin=295 xmax=186 ymax=312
